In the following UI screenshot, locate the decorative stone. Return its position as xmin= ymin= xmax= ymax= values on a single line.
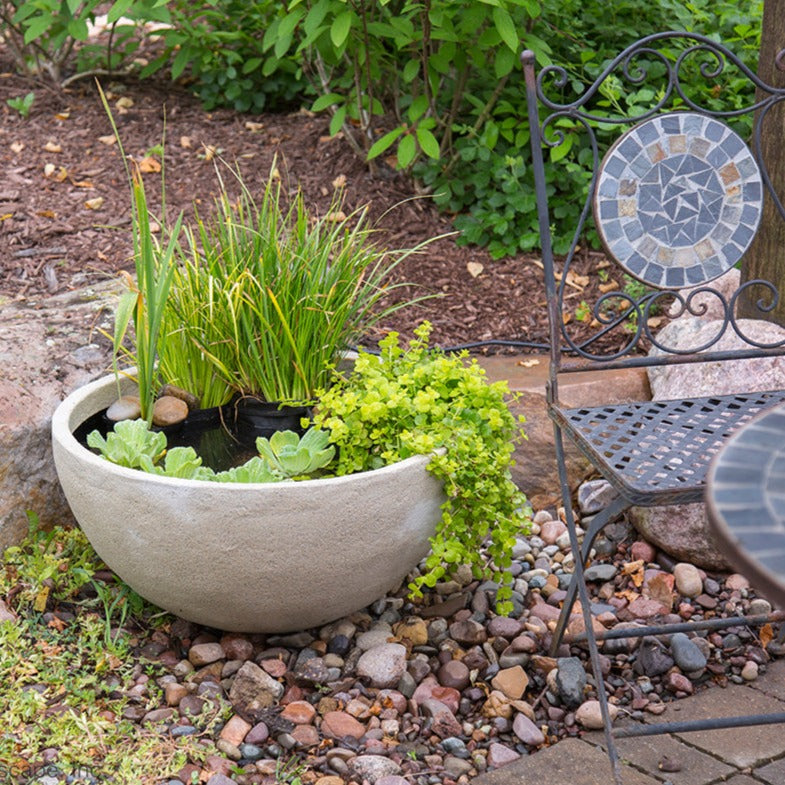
xmin=512 ymin=713 xmax=546 ymax=746
xmin=578 ymin=479 xmax=618 ymax=515
xmin=490 ymin=666 xmax=529 ymax=701
xmin=448 ymin=619 xmax=487 ymax=645
xmin=392 ymin=617 xmax=428 ymax=647
xmin=280 ymin=700 xmax=317 ymax=725
xmin=673 ymin=563 xmax=704 ymax=598
xmin=583 ymin=563 xmax=618 ymax=582
xmin=486 ymin=742 xmax=521 ymax=769
xmin=219 ymin=714 xmax=251 ymax=746
xmin=357 ymin=643 xmax=408 ymax=689
xmin=106 ymin=395 xmax=141 ymax=421
xmin=420 ymin=699 xmax=463 ymax=738
xmin=741 ymin=661 xmax=759 ymax=681
xmin=665 ymin=672 xmax=694 ymax=695
xmin=347 ymin=755 xmax=402 ymax=784
xmin=228 ymin=661 xmax=284 ymax=713
xmin=575 ymin=700 xmax=619 ymax=729
xmin=555 ymin=657 xmax=587 ymax=709
xmin=437 ymin=660 xmax=471 ymax=691
xmin=188 ymin=643 xmax=225 ymax=667
xmin=152 ymin=395 xmax=189 ymax=427
xmin=630 ymin=504 xmax=730 ymax=571
xmin=321 ymin=710 xmax=366 ymax=740
xmin=670 ymin=633 xmax=707 ymax=673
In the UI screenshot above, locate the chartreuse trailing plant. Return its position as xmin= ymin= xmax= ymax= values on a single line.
xmin=312 ymin=322 xmax=530 ymax=613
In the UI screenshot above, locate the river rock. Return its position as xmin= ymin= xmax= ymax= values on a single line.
xmin=486 ymin=742 xmax=521 ymax=769
xmin=228 ymin=661 xmax=284 ymax=714
xmin=629 ymin=504 xmax=730 ymax=571
xmin=357 ymin=643 xmax=408 ymax=689
xmin=152 ymin=395 xmax=189 ymax=426
xmin=555 ymin=657 xmax=586 ymax=709
xmin=512 ymin=713 xmax=545 ymax=746
xmin=575 ymin=700 xmax=618 ymax=729
xmin=673 ymin=563 xmax=703 ymax=598
xmin=669 ymin=633 xmax=707 ymax=673
xmin=347 ymin=756 xmax=401 ymax=784
xmin=106 ymin=395 xmax=142 ymax=421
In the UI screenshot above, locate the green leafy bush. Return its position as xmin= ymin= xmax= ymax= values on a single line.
xmin=143 ymin=0 xmax=306 ymax=112
xmin=1 ymin=0 xmax=170 ymax=84
xmin=313 ymin=322 xmax=530 ymax=612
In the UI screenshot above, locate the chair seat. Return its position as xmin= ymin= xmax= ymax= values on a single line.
xmin=551 ymin=390 xmax=785 ymax=506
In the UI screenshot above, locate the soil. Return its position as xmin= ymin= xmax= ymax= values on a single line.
xmin=0 ymin=46 xmax=616 ymax=355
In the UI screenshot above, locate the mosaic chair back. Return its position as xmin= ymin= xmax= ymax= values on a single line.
xmin=523 ymin=32 xmax=785 ymax=785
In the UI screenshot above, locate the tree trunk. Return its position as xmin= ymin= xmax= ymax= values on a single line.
xmin=738 ymin=0 xmax=785 ymax=324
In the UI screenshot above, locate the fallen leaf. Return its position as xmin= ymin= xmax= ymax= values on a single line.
xmin=467 ymin=261 xmax=484 ymax=278
xmin=138 ymin=156 xmax=161 ymax=174
xmin=36 ymin=210 xmax=56 ymax=218
xmin=562 ymin=312 xmax=572 ymax=325
xmin=517 ymin=358 xmax=540 ymax=368
xmin=761 ymin=623 xmax=774 ymax=649
xmin=565 ymin=271 xmax=589 ymax=289
xmin=71 ymin=179 xmax=94 ymax=189
xmin=55 ymin=110 xmax=70 ymax=121
xmin=84 ymin=197 xmax=104 ymax=210
xmin=244 ymin=121 xmax=264 ymax=132
xmin=595 ymin=259 xmax=611 ymax=269
xmin=44 ymin=141 xmax=62 ymax=153
xmin=599 ymin=281 xmax=620 ymax=293
xmin=10 ymin=141 xmax=24 ymax=154
xmin=0 ymin=213 xmax=13 ymax=222
xmin=617 ymin=588 xmax=641 ymax=603
xmin=115 ymin=96 xmax=134 ymax=112
xmin=98 ymin=135 xmax=117 ymax=146
xmin=180 ymin=135 xmax=193 ymax=148
xmin=332 ymin=174 xmax=347 ymax=189
xmin=47 ymin=615 xmax=67 ymax=631
xmin=644 ymin=574 xmax=674 ymax=612
xmin=647 ymin=316 xmax=664 ymax=329
xmin=622 ymin=559 xmax=645 ymax=575
xmin=43 ymin=163 xmax=56 ymax=177
xmin=202 ymin=144 xmax=218 ymax=161
xmin=33 ymin=585 xmax=50 ymax=613
xmin=325 ymin=210 xmax=347 ymax=222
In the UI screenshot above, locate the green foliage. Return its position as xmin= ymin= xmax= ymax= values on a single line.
xmin=5 ymin=90 xmax=35 ymax=117
xmin=144 ymin=1 xmax=306 ymax=112
xmin=313 ymin=322 xmax=531 ymax=613
xmin=256 ymin=429 xmax=335 ymax=479
xmin=99 ymin=86 xmax=183 ymax=423
xmin=86 ymin=417 xmax=167 ymax=469
xmin=0 ymin=521 xmax=216 ymax=777
xmin=86 ymin=420 xmax=332 ymax=483
xmin=1 ymin=0 xmax=170 ymax=84
xmin=159 ymin=163 xmax=431 ymax=405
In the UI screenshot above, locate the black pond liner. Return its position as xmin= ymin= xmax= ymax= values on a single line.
xmin=75 ymin=398 xmax=312 ymax=473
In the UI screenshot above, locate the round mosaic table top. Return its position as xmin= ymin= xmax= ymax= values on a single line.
xmin=593 ymin=112 xmax=763 ymax=289
xmin=707 ymin=402 xmax=785 ymax=609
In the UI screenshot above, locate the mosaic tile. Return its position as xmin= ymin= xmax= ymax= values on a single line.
xmin=593 ymin=112 xmax=763 ymax=288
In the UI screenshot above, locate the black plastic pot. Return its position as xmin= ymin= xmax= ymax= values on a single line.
xmin=232 ymin=397 xmax=311 ymax=442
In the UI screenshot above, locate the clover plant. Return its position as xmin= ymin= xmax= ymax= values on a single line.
xmin=312 ymin=321 xmax=531 ymax=613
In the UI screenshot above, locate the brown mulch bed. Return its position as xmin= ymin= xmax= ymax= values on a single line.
xmin=0 ymin=48 xmax=622 ymax=355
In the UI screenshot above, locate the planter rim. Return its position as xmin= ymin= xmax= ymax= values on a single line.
xmin=53 ymin=372 xmax=437 ymax=490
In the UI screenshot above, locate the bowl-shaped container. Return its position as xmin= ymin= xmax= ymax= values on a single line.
xmin=51 ymin=373 xmax=444 ymax=632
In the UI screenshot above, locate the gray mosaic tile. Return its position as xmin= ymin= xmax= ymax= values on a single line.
xmin=593 ymin=112 xmax=763 ymax=288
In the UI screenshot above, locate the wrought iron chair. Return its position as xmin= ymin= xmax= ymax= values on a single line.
xmin=523 ymin=32 xmax=785 ymax=784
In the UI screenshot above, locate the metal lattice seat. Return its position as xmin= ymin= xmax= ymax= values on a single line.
xmin=554 ymin=390 xmax=785 ymax=504
xmin=523 ymin=31 xmax=785 ymax=785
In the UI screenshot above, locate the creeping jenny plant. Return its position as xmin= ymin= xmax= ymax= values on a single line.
xmin=313 ymin=322 xmax=530 ymax=612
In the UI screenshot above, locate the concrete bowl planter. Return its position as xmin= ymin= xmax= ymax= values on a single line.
xmin=51 ymin=373 xmax=445 ymax=632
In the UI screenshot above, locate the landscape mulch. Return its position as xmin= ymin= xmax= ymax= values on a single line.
xmin=0 ymin=49 xmax=619 ymax=356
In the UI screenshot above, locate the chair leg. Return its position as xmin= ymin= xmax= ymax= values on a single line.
xmin=549 ymin=494 xmax=630 ymax=655
xmin=552 ymin=424 xmax=626 ymax=785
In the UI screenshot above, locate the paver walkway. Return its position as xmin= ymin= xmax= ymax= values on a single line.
xmin=472 ymin=659 xmax=785 ymax=785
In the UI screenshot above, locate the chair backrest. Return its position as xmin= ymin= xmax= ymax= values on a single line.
xmin=522 ymin=32 xmax=785 ymax=403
